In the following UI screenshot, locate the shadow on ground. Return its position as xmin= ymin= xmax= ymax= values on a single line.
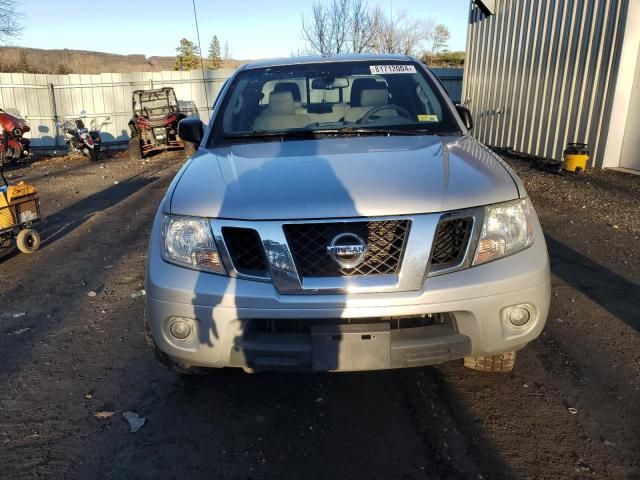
xmin=546 ymin=234 xmax=640 ymax=332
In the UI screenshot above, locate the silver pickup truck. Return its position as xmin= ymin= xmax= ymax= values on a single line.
xmin=145 ymin=54 xmax=550 ymax=374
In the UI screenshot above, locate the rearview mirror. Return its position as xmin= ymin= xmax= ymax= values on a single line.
xmin=311 ymin=77 xmax=349 ymax=89
xmin=178 ymin=118 xmax=204 ymax=145
xmin=456 ymin=105 xmax=474 ymax=131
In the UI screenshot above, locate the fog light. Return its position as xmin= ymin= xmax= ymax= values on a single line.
xmin=508 ymin=307 xmax=531 ymax=327
xmin=169 ymin=319 xmax=192 ymax=340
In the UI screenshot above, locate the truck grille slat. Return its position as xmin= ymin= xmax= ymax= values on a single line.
xmin=284 ymin=220 xmax=410 ymax=277
xmin=429 ymin=217 xmax=473 ymax=269
xmin=221 ymin=227 xmax=268 ymax=276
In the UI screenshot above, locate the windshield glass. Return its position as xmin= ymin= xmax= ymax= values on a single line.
xmin=211 ymin=60 xmax=461 ymax=143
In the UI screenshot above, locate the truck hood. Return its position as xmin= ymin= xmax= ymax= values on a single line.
xmin=169 ymin=135 xmax=519 ymax=220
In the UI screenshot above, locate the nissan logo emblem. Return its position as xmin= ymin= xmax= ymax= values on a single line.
xmin=326 ymin=232 xmax=368 ymax=269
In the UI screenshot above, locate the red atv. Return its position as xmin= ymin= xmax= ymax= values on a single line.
xmin=127 ymin=88 xmax=186 ymax=160
xmin=0 ymin=109 xmax=31 ymax=166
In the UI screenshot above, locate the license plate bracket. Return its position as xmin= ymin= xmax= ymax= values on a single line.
xmin=311 ymin=323 xmax=391 ymax=371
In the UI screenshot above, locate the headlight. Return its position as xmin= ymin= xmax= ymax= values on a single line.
xmin=161 ymin=215 xmax=226 ymax=274
xmin=473 ymin=198 xmax=534 ymax=265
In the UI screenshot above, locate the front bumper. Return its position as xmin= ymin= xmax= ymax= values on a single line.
xmin=146 ymin=213 xmax=551 ymax=372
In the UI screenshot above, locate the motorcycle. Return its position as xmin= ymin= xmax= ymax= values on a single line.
xmin=0 ymin=109 xmax=31 ymax=166
xmin=57 ymin=118 xmax=102 ymax=161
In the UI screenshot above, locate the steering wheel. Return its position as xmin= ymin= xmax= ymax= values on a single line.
xmin=359 ymin=104 xmax=413 ymax=124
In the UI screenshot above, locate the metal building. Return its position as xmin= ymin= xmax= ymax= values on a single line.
xmin=462 ymin=0 xmax=640 ymax=172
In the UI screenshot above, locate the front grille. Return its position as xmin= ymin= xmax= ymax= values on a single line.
xmin=284 ymin=220 xmax=410 ymax=277
xmin=430 ymin=217 xmax=473 ymax=270
xmin=222 ymin=227 xmax=268 ymax=276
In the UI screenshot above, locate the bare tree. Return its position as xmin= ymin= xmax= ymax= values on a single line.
xmin=371 ymin=9 xmax=434 ymax=55
xmin=301 ymin=2 xmax=332 ymax=55
xmin=350 ymin=0 xmax=380 ymax=53
xmin=0 ymin=0 xmax=23 ymax=43
xmin=301 ymin=0 xmax=381 ymax=55
xmin=301 ymin=1 xmax=433 ymax=57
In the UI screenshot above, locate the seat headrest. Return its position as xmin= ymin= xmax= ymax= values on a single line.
xmin=350 ymin=78 xmax=380 ymax=106
xmin=360 ymin=88 xmax=388 ymax=107
xmin=273 ymin=82 xmax=301 ymax=102
xmin=267 ymin=91 xmax=295 ymax=115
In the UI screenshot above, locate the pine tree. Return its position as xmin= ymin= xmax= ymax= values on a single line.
xmin=174 ymin=38 xmax=201 ymax=71
xmin=208 ymin=35 xmax=222 ymax=70
xmin=17 ymin=49 xmax=31 ymax=73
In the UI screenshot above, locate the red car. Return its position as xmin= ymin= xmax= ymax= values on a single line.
xmin=127 ymin=88 xmax=186 ymax=160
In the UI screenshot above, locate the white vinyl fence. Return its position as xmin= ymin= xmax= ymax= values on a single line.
xmin=0 ymin=69 xmax=234 ymax=152
xmin=0 ymin=67 xmax=462 ymax=153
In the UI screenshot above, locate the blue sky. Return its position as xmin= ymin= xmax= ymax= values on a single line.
xmin=15 ymin=0 xmax=470 ymax=58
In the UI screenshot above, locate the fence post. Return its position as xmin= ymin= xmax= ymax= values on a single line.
xmin=50 ymin=83 xmax=60 ymax=153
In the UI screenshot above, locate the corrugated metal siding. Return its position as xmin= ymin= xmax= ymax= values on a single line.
xmin=463 ymin=0 xmax=630 ymax=166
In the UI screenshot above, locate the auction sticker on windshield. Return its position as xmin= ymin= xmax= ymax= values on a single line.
xmin=369 ymin=65 xmax=417 ymax=74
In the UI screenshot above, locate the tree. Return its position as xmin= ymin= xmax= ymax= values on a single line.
xmin=301 ymin=0 xmax=380 ymax=56
xmin=16 ymin=48 xmax=30 ymax=72
xmin=431 ymin=24 xmax=450 ymax=54
xmin=300 ymin=0 xmax=434 ymax=56
xmin=421 ymin=50 xmax=464 ymax=68
xmin=223 ymin=39 xmax=230 ymax=61
xmin=208 ymin=35 xmax=222 ymax=69
xmin=0 ymin=0 xmax=23 ymax=43
xmin=174 ymin=38 xmax=201 ymax=71
xmin=55 ymin=63 xmax=72 ymax=75
xmin=349 ymin=0 xmax=380 ymax=53
xmin=370 ymin=9 xmax=434 ymax=55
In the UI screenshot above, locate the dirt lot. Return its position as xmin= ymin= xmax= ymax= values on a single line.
xmin=0 ymin=152 xmax=638 ymax=479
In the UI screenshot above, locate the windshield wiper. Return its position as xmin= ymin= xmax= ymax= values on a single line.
xmin=223 ymin=130 xmax=317 ymax=140
xmin=223 ymin=127 xmax=458 ymax=141
xmin=312 ymin=127 xmax=433 ymax=136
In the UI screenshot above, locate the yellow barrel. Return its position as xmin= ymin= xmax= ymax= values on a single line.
xmin=563 ymin=143 xmax=589 ymax=172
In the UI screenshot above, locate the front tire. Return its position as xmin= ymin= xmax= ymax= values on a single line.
xmin=3 ymin=146 xmax=19 ymax=166
xmin=16 ymin=228 xmax=41 ymax=254
xmin=89 ymin=148 xmax=98 ymax=162
xmin=128 ymin=136 xmax=142 ymax=161
xmin=464 ymin=351 xmax=516 ymax=373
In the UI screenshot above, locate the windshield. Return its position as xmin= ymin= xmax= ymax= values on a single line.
xmin=210 ymin=60 xmax=461 ymax=143
xmin=134 ymin=89 xmax=179 ymax=118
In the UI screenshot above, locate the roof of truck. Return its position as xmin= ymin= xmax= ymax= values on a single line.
xmin=241 ymin=54 xmax=417 ymax=70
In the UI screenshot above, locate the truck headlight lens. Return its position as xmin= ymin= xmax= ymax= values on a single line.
xmin=473 ymin=198 xmax=534 ymax=265
xmin=161 ymin=215 xmax=225 ymax=274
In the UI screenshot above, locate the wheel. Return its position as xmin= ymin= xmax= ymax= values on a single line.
xmin=89 ymin=148 xmax=98 ymax=162
xmin=2 ymin=146 xmax=19 ymax=166
xmin=128 ymin=136 xmax=142 ymax=161
xmin=464 ymin=351 xmax=516 ymax=373
xmin=16 ymin=228 xmax=41 ymax=254
xmin=144 ymin=311 xmax=203 ymax=375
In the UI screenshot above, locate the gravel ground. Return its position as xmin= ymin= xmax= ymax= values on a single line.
xmin=0 ymin=151 xmax=638 ymax=479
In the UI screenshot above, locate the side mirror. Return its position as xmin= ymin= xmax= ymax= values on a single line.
xmin=455 ymin=105 xmax=474 ymax=131
xmin=178 ymin=118 xmax=204 ymax=145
